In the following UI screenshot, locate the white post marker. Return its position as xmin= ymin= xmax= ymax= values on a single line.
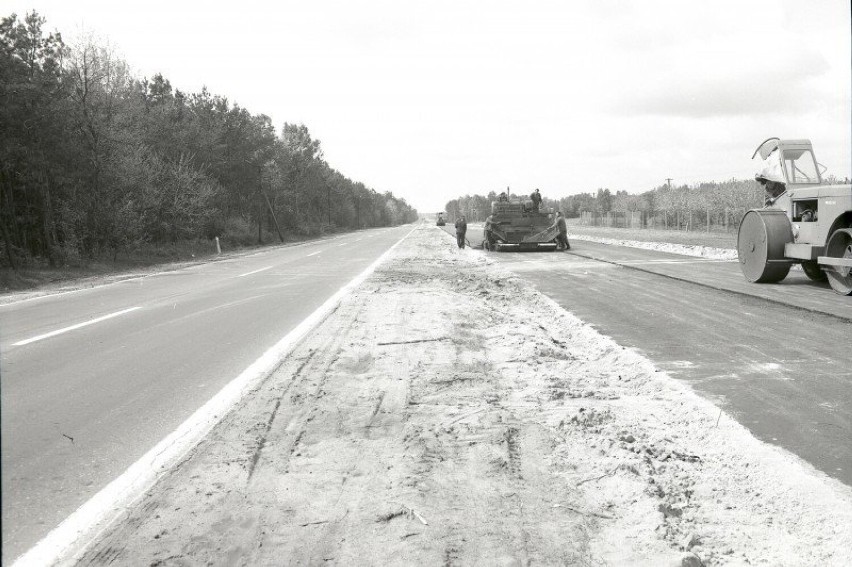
xmin=215 ymin=237 xmax=221 ymax=255
xmin=12 ymin=226 xmax=417 ymax=567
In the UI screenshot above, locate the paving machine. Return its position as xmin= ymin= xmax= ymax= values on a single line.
xmin=483 ymin=197 xmax=558 ymax=251
xmin=436 ymin=212 xmax=446 ymax=226
xmin=737 ymin=138 xmax=852 ymax=295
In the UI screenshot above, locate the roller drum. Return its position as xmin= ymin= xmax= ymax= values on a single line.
xmin=737 ymin=209 xmax=793 ymax=283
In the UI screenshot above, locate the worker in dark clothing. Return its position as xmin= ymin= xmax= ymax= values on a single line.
xmin=498 ymin=192 xmax=508 ymax=202
xmin=483 ymin=214 xmax=495 ymax=250
xmin=530 ymin=188 xmax=542 ymax=211
xmin=455 ymin=215 xmax=467 ymax=248
xmin=553 ymin=211 xmax=570 ymax=250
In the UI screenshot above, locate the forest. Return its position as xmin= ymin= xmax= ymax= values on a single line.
xmin=446 ymin=181 xmax=765 ymax=229
xmin=0 ymin=12 xmax=418 ymax=270
xmin=445 ymin=171 xmax=847 ymax=231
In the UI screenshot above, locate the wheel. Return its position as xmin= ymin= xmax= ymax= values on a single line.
xmin=823 ymin=228 xmax=852 ymax=295
xmin=737 ymin=209 xmax=793 ymax=283
xmin=801 ymin=260 xmax=827 ymax=282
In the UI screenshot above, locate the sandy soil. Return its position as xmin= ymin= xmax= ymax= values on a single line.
xmin=566 ymin=234 xmax=738 ymax=261
xmin=69 ymin=225 xmax=852 ymax=566
xmin=564 ymin=224 xmax=738 ymax=251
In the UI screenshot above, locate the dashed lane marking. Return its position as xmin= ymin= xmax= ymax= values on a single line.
xmin=236 ymin=266 xmax=273 ymax=278
xmin=12 ymin=307 xmax=143 ymax=347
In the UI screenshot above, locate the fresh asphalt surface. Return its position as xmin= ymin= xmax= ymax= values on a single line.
xmin=445 ymin=224 xmax=852 ymax=486
xmin=0 ymin=225 xmax=411 ymax=563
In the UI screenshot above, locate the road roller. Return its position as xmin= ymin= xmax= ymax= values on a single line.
xmin=482 ymin=195 xmax=558 ymax=252
xmin=738 ymin=138 xmax=852 ymax=295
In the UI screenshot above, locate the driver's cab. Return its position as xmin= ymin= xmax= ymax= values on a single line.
xmin=753 ymin=138 xmax=823 ymax=188
xmin=754 ymin=138 xmax=824 ymax=223
xmin=752 ymin=138 xmax=838 ymax=249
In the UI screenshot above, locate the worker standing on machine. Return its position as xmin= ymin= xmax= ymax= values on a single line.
xmin=530 ymin=188 xmax=542 ymax=211
xmin=553 ymin=212 xmax=570 ymax=250
xmin=455 ymin=215 xmax=467 ymax=249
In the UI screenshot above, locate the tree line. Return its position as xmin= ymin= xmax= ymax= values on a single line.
xmin=0 ymin=12 xmax=417 ymax=269
xmin=446 ymin=181 xmax=765 ymax=228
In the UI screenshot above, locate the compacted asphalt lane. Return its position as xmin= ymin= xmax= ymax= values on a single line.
xmin=444 ymin=224 xmax=851 ymax=487
xmin=0 ymin=225 xmax=410 ymax=562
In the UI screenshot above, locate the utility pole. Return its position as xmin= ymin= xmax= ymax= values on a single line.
xmin=666 ymin=178 xmax=673 ymax=188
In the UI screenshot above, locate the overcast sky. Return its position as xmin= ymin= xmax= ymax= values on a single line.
xmin=7 ymin=0 xmax=851 ymax=212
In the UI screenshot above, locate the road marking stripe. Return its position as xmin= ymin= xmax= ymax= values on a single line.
xmin=12 ymin=307 xmax=142 ymax=347
xmin=236 ymin=266 xmax=273 ymax=278
xmin=608 ymin=259 xmax=736 ymax=266
xmin=11 ymin=226 xmax=418 ymax=567
xmin=306 ymin=251 xmax=322 ymax=257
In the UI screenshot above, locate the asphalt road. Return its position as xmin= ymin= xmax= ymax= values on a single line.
xmin=0 ymin=225 xmax=411 ymax=563
xmin=443 ymin=224 xmax=852 ymax=486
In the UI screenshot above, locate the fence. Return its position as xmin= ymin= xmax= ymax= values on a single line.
xmin=579 ymin=209 xmax=746 ymax=232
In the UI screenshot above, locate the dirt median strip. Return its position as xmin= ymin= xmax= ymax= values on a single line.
xmin=67 ymin=224 xmax=852 ymax=566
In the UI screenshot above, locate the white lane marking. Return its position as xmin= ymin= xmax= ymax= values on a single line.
xmin=306 ymin=251 xmax=322 ymax=257
xmin=12 ymin=226 xmax=418 ymax=567
xmin=12 ymin=307 xmax=142 ymax=347
xmin=236 ymin=266 xmax=273 ymax=278
xmin=612 ymin=259 xmax=737 ymax=266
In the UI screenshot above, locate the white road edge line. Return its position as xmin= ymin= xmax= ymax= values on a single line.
xmin=12 ymin=307 xmax=143 ymax=347
xmin=12 ymin=225 xmax=417 ymax=567
xmin=306 ymin=251 xmax=322 ymax=257
xmin=235 ymin=266 xmax=273 ymax=278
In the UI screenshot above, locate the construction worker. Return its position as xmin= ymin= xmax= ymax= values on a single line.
xmin=498 ymin=192 xmax=508 ymax=202
xmin=756 ymin=150 xmax=787 ymax=206
xmin=553 ymin=211 xmax=570 ymax=250
xmin=483 ymin=214 xmax=495 ymax=249
xmin=530 ymin=188 xmax=542 ymax=211
xmin=455 ymin=215 xmax=467 ymax=248
xmin=754 ymin=161 xmax=787 ymax=207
